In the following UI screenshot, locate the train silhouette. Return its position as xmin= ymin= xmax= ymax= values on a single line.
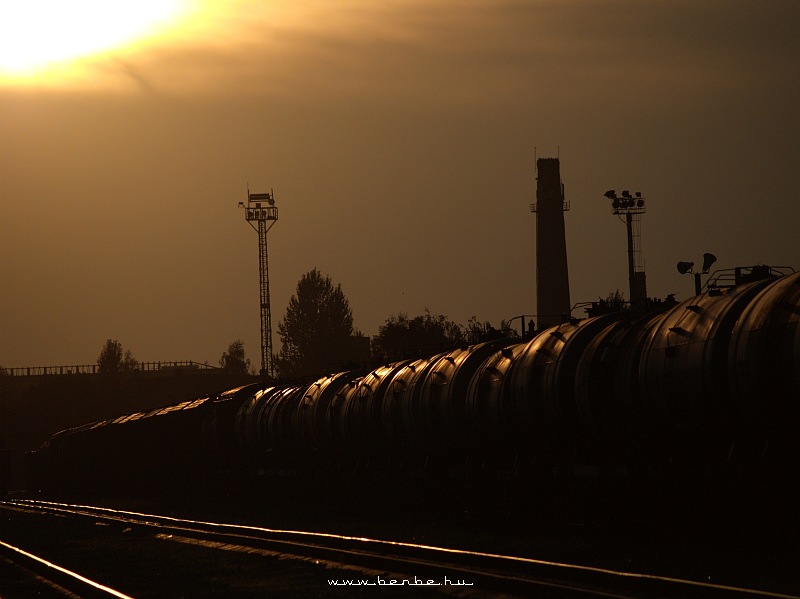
xmin=29 ymin=268 xmax=799 ymax=506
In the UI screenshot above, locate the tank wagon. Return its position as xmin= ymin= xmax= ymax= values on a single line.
xmin=31 ymin=271 xmax=800 ymax=503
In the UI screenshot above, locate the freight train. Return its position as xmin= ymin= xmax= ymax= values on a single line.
xmin=27 ymin=268 xmax=800 ymax=507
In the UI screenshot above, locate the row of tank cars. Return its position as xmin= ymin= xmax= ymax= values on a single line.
xmin=25 ymin=269 xmax=800 ymax=510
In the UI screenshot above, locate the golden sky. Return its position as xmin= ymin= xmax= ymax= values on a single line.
xmin=0 ymin=0 xmax=279 ymax=88
xmin=1 ymin=0 xmax=798 ymax=367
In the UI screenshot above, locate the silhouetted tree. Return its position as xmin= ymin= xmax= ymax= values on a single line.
xmin=275 ymin=268 xmax=354 ymax=379
xmin=605 ymin=289 xmax=628 ymax=311
xmin=219 ymin=340 xmax=251 ymax=375
xmin=97 ymin=339 xmax=138 ymax=374
xmin=121 ymin=350 xmax=138 ymax=371
xmin=371 ymin=309 xmax=463 ymax=361
xmin=463 ymin=315 xmax=514 ymax=343
xmin=584 ymin=289 xmax=632 ymax=318
xmin=463 ymin=316 xmax=486 ymax=342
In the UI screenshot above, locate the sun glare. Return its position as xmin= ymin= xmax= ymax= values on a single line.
xmin=0 ymin=0 xmax=189 ymax=83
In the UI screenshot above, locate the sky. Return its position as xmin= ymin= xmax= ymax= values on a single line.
xmin=1 ymin=0 xmax=798 ymax=370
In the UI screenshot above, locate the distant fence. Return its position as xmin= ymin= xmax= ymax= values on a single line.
xmin=1 ymin=361 xmax=220 ymax=378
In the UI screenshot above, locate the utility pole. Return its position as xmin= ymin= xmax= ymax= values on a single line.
xmin=239 ymin=189 xmax=278 ymax=377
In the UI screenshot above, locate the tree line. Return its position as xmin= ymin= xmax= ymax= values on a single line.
xmin=272 ymin=268 xmax=512 ymax=380
xmin=49 ymin=267 xmax=515 ymax=383
xmin=94 ymin=339 xmax=251 ymax=376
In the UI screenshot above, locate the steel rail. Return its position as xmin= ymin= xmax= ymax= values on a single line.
xmin=0 ymin=536 xmax=135 ymax=599
xmin=6 ymin=499 xmax=799 ymax=599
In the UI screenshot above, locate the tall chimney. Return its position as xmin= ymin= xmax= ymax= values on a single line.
xmin=533 ymin=158 xmax=570 ymax=329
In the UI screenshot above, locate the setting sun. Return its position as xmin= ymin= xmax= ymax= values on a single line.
xmin=0 ymin=0 xmax=189 ymax=81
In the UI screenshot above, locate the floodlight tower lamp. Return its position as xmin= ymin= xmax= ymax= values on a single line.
xmin=677 ymin=253 xmax=717 ymax=296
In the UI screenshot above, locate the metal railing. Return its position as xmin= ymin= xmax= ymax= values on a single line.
xmin=705 ymin=265 xmax=795 ymax=291
xmin=1 ymin=361 xmax=220 ymax=378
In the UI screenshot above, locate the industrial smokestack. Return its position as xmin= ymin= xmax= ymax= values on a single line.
xmin=534 ymin=158 xmax=571 ymax=329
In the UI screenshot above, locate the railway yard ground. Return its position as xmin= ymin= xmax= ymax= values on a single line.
xmin=2 ymin=483 xmax=799 ymax=598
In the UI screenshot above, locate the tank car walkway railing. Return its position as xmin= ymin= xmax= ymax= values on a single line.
xmin=705 ymin=265 xmax=795 ymax=291
xmin=1 ymin=361 xmax=220 ymax=378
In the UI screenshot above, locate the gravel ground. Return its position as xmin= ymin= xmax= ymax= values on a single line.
xmin=4 ymin=476 xmax=799 ymax=598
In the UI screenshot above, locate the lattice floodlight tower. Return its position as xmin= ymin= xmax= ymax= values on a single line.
xmin=238 ymin=189 xmax=278 ymax=377
xmin=602 ymin=189 xmax=647 ymax=307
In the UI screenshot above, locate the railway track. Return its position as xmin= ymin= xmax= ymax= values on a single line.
xmin=2 ymin=498 xmax=798 ymax=598
xmin=0 ymin=536 xmax=133 ymax=598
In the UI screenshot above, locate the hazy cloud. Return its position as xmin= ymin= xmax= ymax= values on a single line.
xmin=0 ymin=0 xmax=797 ymax=367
